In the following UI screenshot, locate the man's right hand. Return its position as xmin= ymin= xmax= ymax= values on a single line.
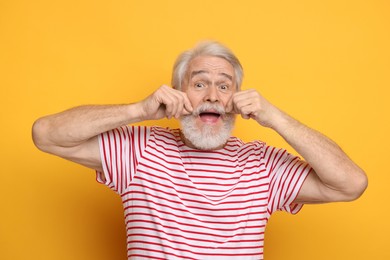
xmin=138 ymin=85 xmax=193 ymax=121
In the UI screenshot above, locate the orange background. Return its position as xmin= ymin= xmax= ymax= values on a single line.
xmin=1 ymin=0 xmax=389 ymax=259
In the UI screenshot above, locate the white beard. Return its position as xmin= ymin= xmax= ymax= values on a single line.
xmin=179 ymin=103 xmax=235 ymax=150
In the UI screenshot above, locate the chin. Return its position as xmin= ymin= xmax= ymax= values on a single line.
xmin=180 ymin=115 xmax=235 ymax=150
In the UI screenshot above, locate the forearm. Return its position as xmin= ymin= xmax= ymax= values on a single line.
xmin=231 ymin=89 xmax=367 ymax=201
xmin=32 ymin=103 xmax=143 ymax=149
xmin=271 ymin=109 xmax=367 ymax=198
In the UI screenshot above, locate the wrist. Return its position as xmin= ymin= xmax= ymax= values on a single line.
xmin=125 ymin=102 xmax=145 ymax=124
xmin=270 ymin=110 xmax=304 ymax=140
xmin=266 ymin=107 xmax=295 ymax=132
xmin=255 ymin=105 xmax=285 ymax=129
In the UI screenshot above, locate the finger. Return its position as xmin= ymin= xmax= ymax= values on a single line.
xmin=242 ymin=111 xmax=254 ymax=120
xmin=237 ymin=104 xmax=252 ymax=119
xmin=163 ymin=97 xmax=176 ymax=119
xmin=167 ymin=93 xmax=182 ymax=119
xmin=173 ymin=92 xmax=189 ymax=118
xmin=173 ymin=100 xmax=183 ymax=119
xmin=181 ymin=108 xmax=192 ymax=117
xmin=233 ymin=97 xmax=251 ymax=114
xmin=226 ymin=95 xmax=235 ymax=114
xmin=177 ymin=92 xmax=193 ymax=118
xmin=241 ymin=113 xmax=251 ymax=120
xmin=171 ymin=95 xmax=181 ymax=119
xmin=160 ymin=86 xmax=183 ymax=119
xmin=230 ymin=90 xmax=254 ymax=113
xmin=171 ymin=92 xmax=193 ymax=118
xmin=159 ymin=85 xmax=193 ymax=119
xmin=183 ymin=94 xmax=193 ymax=113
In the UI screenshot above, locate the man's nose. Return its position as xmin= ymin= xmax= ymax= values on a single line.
xmin=204 ymin=86 xmax=219 ymax=102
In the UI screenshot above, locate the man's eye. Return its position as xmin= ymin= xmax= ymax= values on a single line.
xmin=219 ymin=85 xmax=229 ymax=90
xmin=195 ymin=83 xmax=204 ymax=88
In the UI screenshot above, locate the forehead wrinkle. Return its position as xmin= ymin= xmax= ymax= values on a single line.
xmin=185 ymin=56 xmax=236 ymax=86
xmin=190 ymin=70 xmax=233 ymax=82
xmin=190 ymin=70 xmax=209 ymax=80
xmin=220 ymin=72 xmax=233 ymax=81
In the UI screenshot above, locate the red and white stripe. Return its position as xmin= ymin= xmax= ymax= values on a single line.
xmin=97 ymin=126 xmax=311 ymax=259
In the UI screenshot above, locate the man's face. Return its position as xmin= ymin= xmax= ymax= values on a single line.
xmin=179 ymin=55 xmax=237 ymax=150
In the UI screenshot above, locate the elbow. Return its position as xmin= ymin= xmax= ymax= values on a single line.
xmin=32 ymin=117 xmax=51 ymax=152
xmin=344 ymin=169 xmax=368 ymax=202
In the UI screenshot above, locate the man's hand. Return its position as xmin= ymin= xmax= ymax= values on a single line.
xmin=139 ymin=85 xmax=193 ymax=121
xmin=227 ymin=89 xmax=282 ymax=128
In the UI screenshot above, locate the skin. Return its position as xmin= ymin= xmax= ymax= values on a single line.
xmin=32 ymin=55 xmax=368 ymax=204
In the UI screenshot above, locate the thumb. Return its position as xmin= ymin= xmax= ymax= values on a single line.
xmin=226 ymin=98 xmax=235 ymax=114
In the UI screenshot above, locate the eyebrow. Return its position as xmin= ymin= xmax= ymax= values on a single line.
xmin=190 ymin=70 xmax=233 ymax=81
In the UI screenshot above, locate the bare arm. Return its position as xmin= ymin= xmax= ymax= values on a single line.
xmin=32 ymin=85 xmax=193 ymax=172
xmin=230 ymin=89 xmax=368 ymax=203
xmin=32 ymin=104 xmax=142 ymax=171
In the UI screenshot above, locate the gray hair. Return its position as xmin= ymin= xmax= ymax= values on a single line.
xmin=171 ymin=41 xmax=243 ymax=90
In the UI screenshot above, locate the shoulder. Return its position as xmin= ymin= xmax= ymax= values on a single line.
xmin=149 ymin=126 xmax=178 ymax=137
xmin=224 ymin=137 xmax=267 ymax=159
xmin=228 ymin=137 xmax=266 ymax=151
xmin=147 ymin=126 xmax=180 ymax=145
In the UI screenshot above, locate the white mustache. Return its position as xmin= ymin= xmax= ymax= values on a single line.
xmin=192 ymin=103 xmax=226 ymax=116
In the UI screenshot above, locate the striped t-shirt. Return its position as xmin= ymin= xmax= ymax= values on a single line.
xmin=97 ymin=126 xmax=311 ymax=259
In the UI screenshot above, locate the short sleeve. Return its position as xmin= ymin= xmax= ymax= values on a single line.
xmin=263 ymin=145 xmax=311 ymax=215
xmin=96 ymin=125 xmax=150 ymax=194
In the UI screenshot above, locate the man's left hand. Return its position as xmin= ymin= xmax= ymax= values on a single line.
xmin=227 ymin=89 xmax=282 ymax=128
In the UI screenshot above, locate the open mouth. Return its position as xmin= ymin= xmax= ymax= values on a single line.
xmin=199 ymin=111 xmax=221 ymax=124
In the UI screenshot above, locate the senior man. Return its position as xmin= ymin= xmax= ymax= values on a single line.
xmin=32 ymin=41 xmax=367 ymax=259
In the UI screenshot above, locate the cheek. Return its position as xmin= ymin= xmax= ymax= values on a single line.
xmin=186 ymin=91 xmax=203 ymax=107
xmin=221 ymin=94 xmax=234 ymax=107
